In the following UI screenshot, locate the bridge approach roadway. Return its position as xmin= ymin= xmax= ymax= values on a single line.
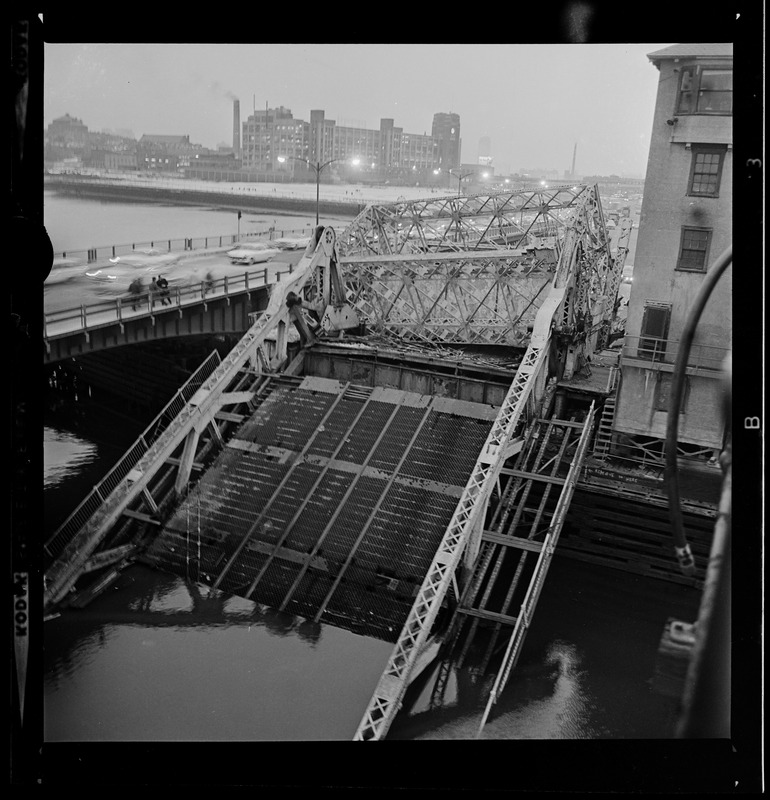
xmin=43 ymin=245 xmax=306 ymax=364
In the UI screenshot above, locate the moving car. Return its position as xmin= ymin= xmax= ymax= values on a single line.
xmin=273 ymin=236 xmax=311 ymax=251
xmin=108 ymin=249 xmax=179 ymax=269
xmin=226 ymin=241 xmax=281 ymax=265
xmin=83 ymin=261 xmax=179 ymax=294
xmin=621 ymin=264 xmax=634 ymax=284
xmin=45 ymin=257 xmax=87 ymax=285
xmin=84 ymin=268 xmax=118 ymax=282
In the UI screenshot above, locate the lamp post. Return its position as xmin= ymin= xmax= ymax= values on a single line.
xmin=278 ymin=156 xmax=360 ymax=225
xmin=448 ymin=168 xmax=475 ymax=196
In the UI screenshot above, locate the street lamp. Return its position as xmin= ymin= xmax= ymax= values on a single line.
xmin=448 ymin=168 xmax=475 ymax=197
xmin=278 ymin=155 xmax=360 ymax=225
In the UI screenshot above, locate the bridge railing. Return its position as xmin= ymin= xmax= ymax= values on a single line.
xmin=43 ymin=267 xmax=282 ymax=339
xmin=44 ymin=349 xmax=223 ymax=562
xmin=54 ymin=227 xmax=313 ymax=263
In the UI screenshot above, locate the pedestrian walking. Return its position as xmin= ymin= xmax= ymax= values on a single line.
xmin=128 ymin=277 xmax=143 ymax=310
xmin=150 ymin=276 xmax=158 ymax=308
xmin=157 ymin=274 xmax=170 ymax=305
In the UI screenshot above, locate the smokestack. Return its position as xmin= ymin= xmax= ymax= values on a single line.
xmin=233 ymin=99 xmax=241 ymax=158
xmin=571 ymin=142 xmax=577 ymax=178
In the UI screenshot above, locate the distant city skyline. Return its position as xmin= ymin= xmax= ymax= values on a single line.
xmin=46 ymin=108 xmax=645 ymax=181
xmin=44 ymin=43 xmax=673 ymax=178
xmin=48 ymin=114 xmax=645 ymax=183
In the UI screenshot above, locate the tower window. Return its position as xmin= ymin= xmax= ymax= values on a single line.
xmin=688 ymin=146 xmax=726 ymax=197
xmin=676 ymin=227 xmax=712 ymax=272
xmin=676 ymin=66 xmax=733 ymax=115
xmin=638 ymin=303 xmax=671 ymax=362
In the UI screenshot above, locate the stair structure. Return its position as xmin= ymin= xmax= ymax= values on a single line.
xmin=592 ymin=366 xmax=620 ymax=458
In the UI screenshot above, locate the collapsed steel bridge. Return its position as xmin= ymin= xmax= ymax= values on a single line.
xmin=44 ymin=185 xmax=628 ymax=740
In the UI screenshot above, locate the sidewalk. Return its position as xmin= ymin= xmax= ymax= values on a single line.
xmin=44 ymin=259 xmax=290 ymax=340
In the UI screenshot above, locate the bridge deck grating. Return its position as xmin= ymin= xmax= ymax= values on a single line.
xmin=144 ymin=378 xmax=497 ymax=642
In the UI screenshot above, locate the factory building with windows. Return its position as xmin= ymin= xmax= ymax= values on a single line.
xmin=613 ymin=43 xmax=732 ymax=464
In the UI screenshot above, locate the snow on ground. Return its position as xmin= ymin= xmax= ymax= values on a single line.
xmin=68 ymin=173 xmax=507 ymax=207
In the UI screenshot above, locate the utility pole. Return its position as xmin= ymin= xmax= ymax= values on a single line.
xmin=449 ymin=169 xmax=474 ymax=196
xmin=278 ymin=156 xmax=360 ymax=226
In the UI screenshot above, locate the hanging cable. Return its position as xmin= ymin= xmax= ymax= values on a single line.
xmin=186 ymin=499 xmax=190 ymax=582
xmin=664 ymin=245 xmax=732 ymax=576
xmin=197 ymin=490 xmax=201 ymax=583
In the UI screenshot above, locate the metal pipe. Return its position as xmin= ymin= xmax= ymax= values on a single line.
xmin=664 ymin=245 xmax=731 ymax=575
xmin=676 ymin=449 xmax=731 ymax=738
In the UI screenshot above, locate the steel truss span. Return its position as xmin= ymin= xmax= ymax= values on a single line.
xmin=338 ymin=185 xmax=618 ymax=351
xmin=44 ymin=188 xmax=624 ymax=741
xmin=352 ymin=184 xmax=618 ymax=740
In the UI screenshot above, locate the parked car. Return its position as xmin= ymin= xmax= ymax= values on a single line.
xmin=226 ymin=242 xmax=281 ymax=264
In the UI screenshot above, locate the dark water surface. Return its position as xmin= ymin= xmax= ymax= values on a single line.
xmin=42 ymin=195 xmax=704 ymax=747
xmin=43 ymin=395 xmax=701 ymax=744
xmin=44 ymin=565 xmax=394 ymax=742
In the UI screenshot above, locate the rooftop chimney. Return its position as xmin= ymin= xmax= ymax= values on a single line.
xmin=233 ymin=99 xmax=241 ymax=157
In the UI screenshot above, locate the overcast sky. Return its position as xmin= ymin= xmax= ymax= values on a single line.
xmin=44 ymin=42 xmax=675 ymax=178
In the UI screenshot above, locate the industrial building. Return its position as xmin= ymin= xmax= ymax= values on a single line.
xmin=612 ymin=43 xmax=732 ymax=464
xmin=45 ymin=101 xmax=464 ymax=186
xmin=240 ymin=105 xmax=461 ymax=182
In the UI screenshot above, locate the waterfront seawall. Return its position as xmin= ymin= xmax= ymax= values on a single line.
xmin=45 ymin=174 xmax=364 ymax=219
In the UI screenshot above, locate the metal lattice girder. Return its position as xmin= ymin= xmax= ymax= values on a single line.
xmin=338 ymin=184 xmax=616 ymax=351
xmin=596 ymin=216 xmax=633 ymax=350
xmin=339 ymin=249 xmax=553 ymax=346
xmin=43 ymin=227 xmax=341 ymax=612
xmin=339 ymin=185 xmax=596 ymax=258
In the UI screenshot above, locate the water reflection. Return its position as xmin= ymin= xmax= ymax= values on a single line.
xmin=391 ymin=635 xmax=569 ymax=740
xmin=44 ymin=565 xmax=393 ymax=741
xmin=295 ymin=619 xmax=323 ymax=647
xmin=45 ymin=626 xmax=114 ymax=690
xmin=121 ymin=570 xmax=265 ymax=628
xmin=43 ymin=427 xmax=98 ymax=489
xmin=485 ymin=639 xmax=602 ymax=740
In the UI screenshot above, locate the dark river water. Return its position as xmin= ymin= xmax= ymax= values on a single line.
xmin=35 ymin=191 xmax=724 ymax=786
